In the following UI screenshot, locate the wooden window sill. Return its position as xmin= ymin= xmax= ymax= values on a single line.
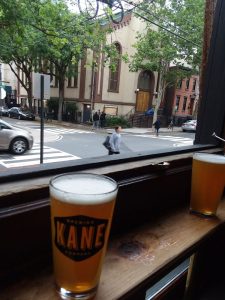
xmin=1 ymin=197 xmax=225 ymax=300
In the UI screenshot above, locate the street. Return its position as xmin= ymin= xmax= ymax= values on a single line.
xmin=0 ymin=118 xmax=195 ymax=169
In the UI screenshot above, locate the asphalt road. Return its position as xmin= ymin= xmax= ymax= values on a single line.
xmin=0 ymin=117 xmax=195 ymax=170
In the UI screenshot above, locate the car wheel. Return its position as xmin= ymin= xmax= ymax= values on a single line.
xmin=10 ymin=138 xmax=28 ymax=155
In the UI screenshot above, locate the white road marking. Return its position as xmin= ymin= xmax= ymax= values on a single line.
xmin=0 ymin=144 xmax=80 ymax=168
xmin=45 ymin=128 xmax=94 ymax=134
xmin=133 ymin=134 xmax=193 ymax=146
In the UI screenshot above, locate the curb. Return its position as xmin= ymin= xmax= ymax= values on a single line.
xmin=35 ymin=117 xmax=182 ymax=135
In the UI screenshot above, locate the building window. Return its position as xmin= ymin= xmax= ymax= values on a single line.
xmin=138 ymin=70 xmax=152 ymax=90
xmin=176 ymin=79 xmax=182 ymax=89
xmin=192 ymin=79 xmax=197 ymax=92
xmin=49 ymin=62 xmax=58 ymax=88
xmin=108 ymin=43 xmax=121 ymax=92
xmin=176 ymin=96 xmax=180 ymax=111
xmin=50 ymin=62 xmax=54 ymax=87
xmin=183 ymin=96 xmax=187 ymax=111
xmin=67 ymin=63 xmax=78 ymax=88
xmin=185 ymin=79 xmax=190 ymax=90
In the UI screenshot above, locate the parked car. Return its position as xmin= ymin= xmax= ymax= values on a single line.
xmin=0 ymin=119 xmax=33 ymax=154
xmin=181 ymin=120 xmax=197 ymax=132
xmin=0 ymin=106 xmax=9 ymax=116
xmin=8 ymin=107 xmax=35 ymax=121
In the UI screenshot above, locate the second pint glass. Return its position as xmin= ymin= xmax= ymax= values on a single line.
xmin=190 ymin=153 xmax=225 ymax=216
xmin=50 ymin=173 xmax=118 ymax=299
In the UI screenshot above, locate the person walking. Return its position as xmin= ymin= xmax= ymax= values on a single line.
xmin=153 ymin=119 xmax=161 ymax=136
xmin=109 ymin=126 xmax=122 ymax=155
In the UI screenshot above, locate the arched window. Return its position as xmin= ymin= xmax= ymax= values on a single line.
xmin=67 ymin=63 xmax=78 ymax=88
xmin=108 ymin=42 xmax=121 ymax=92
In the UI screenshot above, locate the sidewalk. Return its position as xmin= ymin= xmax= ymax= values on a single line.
xmin=40 ymin=118 xmax=181 ymax=135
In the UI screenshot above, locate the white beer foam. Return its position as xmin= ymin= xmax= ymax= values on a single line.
xmin=194 ymin=153 xmax=225 ymax=164
xmin=50 ymin=173 xmax=118 ymax=205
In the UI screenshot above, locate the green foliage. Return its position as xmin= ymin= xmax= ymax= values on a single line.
xmin=0 ymin=0 xmax=116 ymax=120
xmin=105 ymin=115 xmax=130 ymax=128
xmin=130 ymin=0 xmax=205 ymax=82
xmin=46 ymin=98 xmax=58 ymax=114
xmin=65 ymin=102 xmax=77 ymax=114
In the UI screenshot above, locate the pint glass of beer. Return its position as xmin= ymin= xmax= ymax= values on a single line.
xmin=190 ymin=153 xmax=225 ymax=216
xmin=50 ymin=173 xmax=118 ymax=299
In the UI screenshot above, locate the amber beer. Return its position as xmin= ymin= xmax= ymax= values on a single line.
xmin=190 ymin=153 xmax=225 ymax=216
xmin=50 ymin=173 xmax=118 ymax=299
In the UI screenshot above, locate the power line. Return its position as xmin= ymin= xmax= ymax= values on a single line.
xmin=121 ymin=0 xmax=202 ymax=48
xmin=123 ymin=0 xmax=194 ymax=37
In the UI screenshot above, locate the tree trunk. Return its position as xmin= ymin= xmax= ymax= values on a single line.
xmin=58 ymin=76 xmax=65 ymax=121
xmin=152 ymin=73 xmax=165 ymax=126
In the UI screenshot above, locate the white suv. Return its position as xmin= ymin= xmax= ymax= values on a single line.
xmin=0 ymin=119 xmax=33 ymax=154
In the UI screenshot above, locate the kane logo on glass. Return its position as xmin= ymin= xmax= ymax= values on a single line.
xmin=54 ymin=215 xmax=108 ymax=261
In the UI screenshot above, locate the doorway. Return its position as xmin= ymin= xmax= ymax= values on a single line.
xmin=136 ymin=70 xmax=155 ymax=112
xmin=83 ymin=104 xmax=91 ymax=122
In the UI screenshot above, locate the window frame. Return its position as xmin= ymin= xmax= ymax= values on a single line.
xmin=175 ymin=95 xmax=181 ymax=111
xmin=0 ymin=0 xmax=224 ymax=196
xmin=108 ymin=42 xmax=122 ymax=93
xmin=182 ymin=96 xmax=187 ymax=111
xmin=67 ymin=63 xmax=78 ymax=88
xmin=176 ymin=79 xmax=182 ymax=89
xmin=1 ymin=2 xmax=225 ymax=297
xmin=192 ymin=78 xmax=197 ymax=92
xmin=185 ymin=78 xmax=190 ymax=90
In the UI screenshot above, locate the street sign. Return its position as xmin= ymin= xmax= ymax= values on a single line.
xmin=32 ymin=73 xmax=50 ymax=99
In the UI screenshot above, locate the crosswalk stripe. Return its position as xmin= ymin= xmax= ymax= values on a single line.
xmin=1 ymin=157 xmax=77 ymax=168
xmin=45 ymin=128 xmax=94 ymax=134
xmin=4 ymin=152 xmax=77 ymax=161
xmin=28 ymin=148 xmax=59 ymax=154
xmin=133 ymin=134 xmax=193 ymax=145
xmin=0 ymin=145 xmax=80 ymax=168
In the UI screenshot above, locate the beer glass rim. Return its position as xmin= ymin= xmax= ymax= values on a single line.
xmin=49 ymin=172 xmax=118 ymax=196
xmin=193 ymin=152 xmax=225 ymax=164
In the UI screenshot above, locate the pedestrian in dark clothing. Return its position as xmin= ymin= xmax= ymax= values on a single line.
xmin=100 ymin=111 xmax=106 ymax=128
xmin=153 ymin=119 xmax=160 ymax=136
xmin=109 ymin=126 xmax=122 ymax=155
xmin=92 ymin=111 xmax=100 ymax=129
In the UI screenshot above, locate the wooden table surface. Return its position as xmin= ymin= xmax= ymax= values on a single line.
xmin=1 ymin=199 xmax=225 ymax=300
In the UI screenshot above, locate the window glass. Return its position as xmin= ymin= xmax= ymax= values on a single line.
xmin=192 ymin=79 xmax=197 ymax=92
xmin=183 ymin=97 xmax=187 ymax=111
xmin=0 ymin=1 xmax=223 ymax=175
xmin=108 ymin=43 xmax=121 ymax=92
xmin=176 ymin=80 xmax=182 ymax=89
xmin=67 ymin=63 xmax=78 ymax=88
xmin=138 ymin=71 xmax=152 ymax=90
xmin=186 ymin=79 xmax=190 ymax=90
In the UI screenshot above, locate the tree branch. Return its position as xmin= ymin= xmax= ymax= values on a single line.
xmin=8 ymin=63 xmax=28 ymax=92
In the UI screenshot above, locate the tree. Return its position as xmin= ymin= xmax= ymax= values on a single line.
xmin=0 ymin=0 xmax=114 ymax=120
xmin=129 ymin=0 xmax=205 ymax=124
xmin=0 ymin=24 xmax=43 ymax=110
xmin=33 ymin=0 xmax=110 ymax=121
